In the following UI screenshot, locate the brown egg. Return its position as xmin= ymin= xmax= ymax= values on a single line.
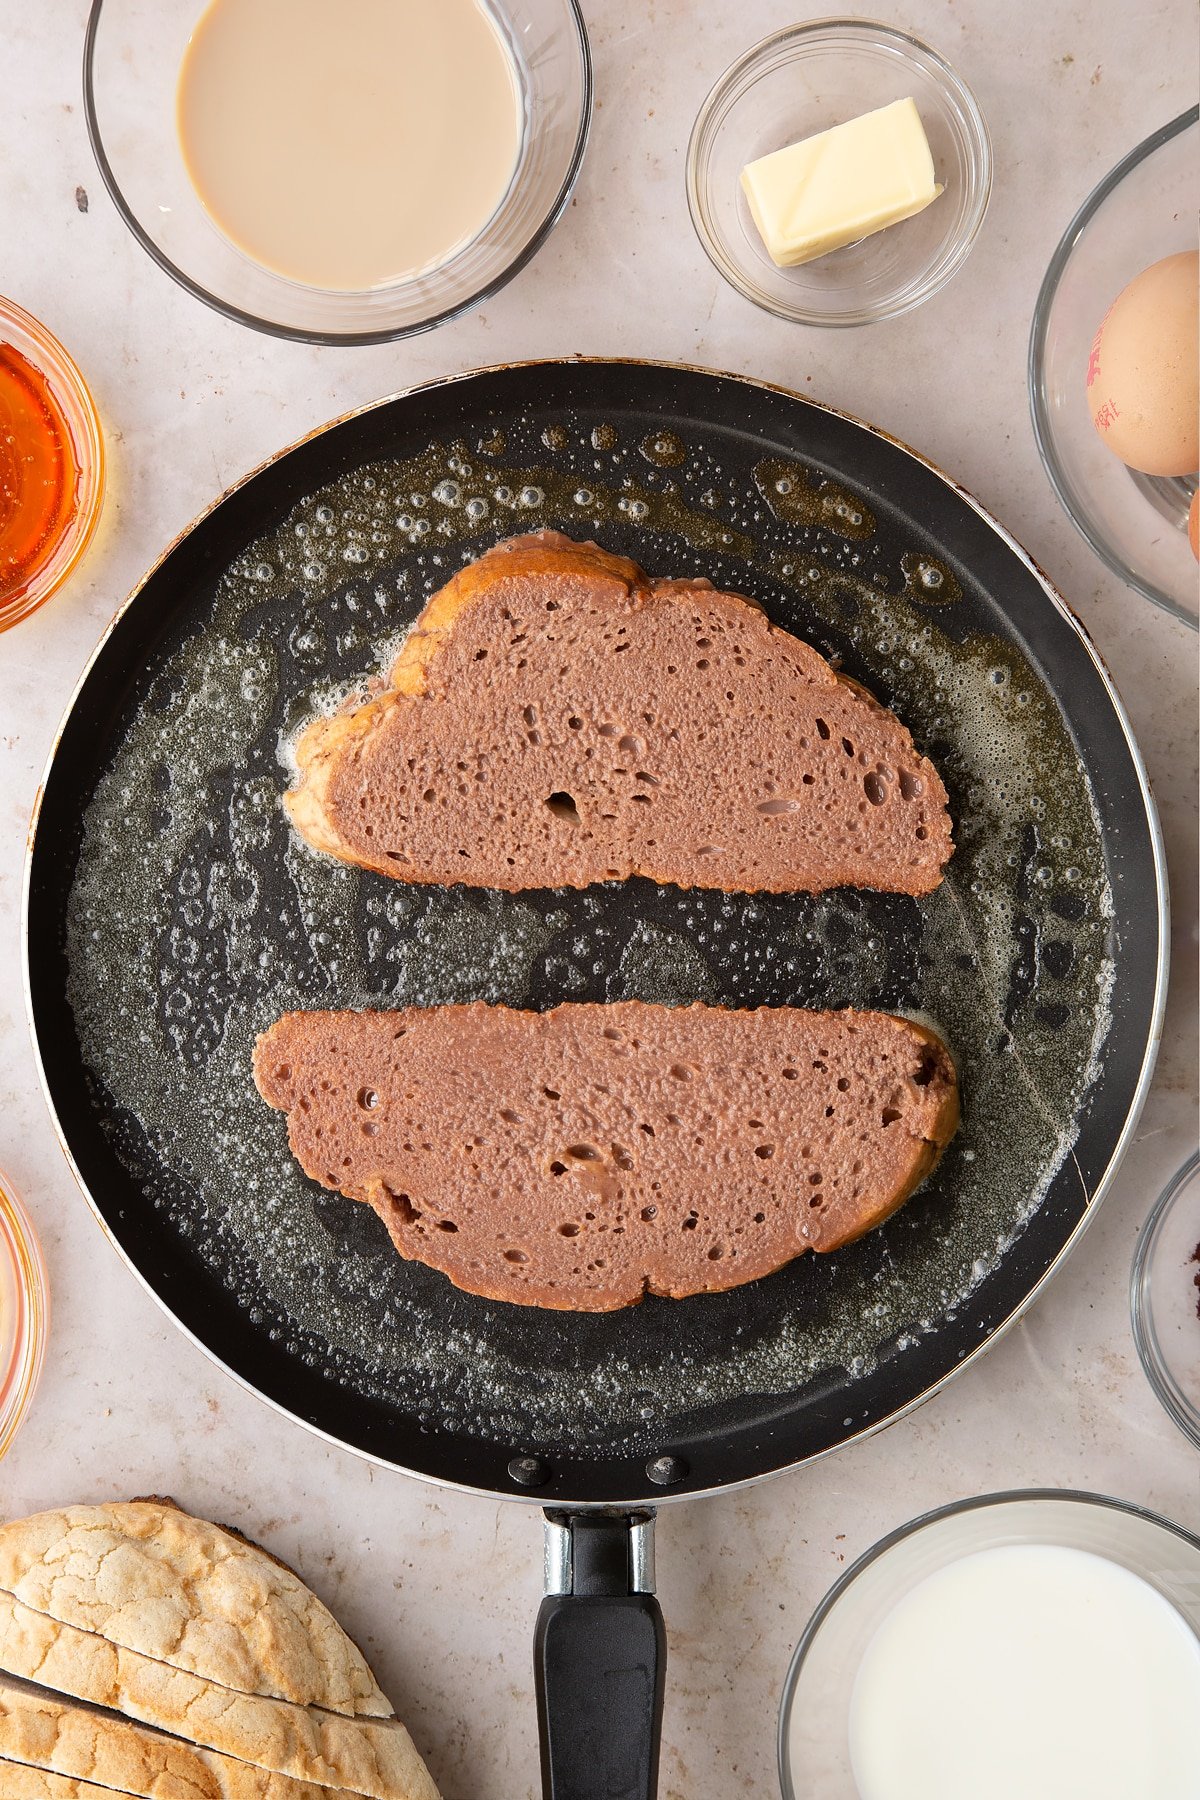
xmin=1189 ymin=490 xmax=1199 ymax=562
xmin=1086 ymin=252 xmax=1199 ymax=477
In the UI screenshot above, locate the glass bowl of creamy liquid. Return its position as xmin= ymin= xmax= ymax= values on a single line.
xmin=84 ymin=0 xmax=591 ymax=343
xmin=779 ymin=1490 xmax=1200 ymax=1800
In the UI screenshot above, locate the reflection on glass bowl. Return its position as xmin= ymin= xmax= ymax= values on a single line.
xmin=84 ymin=0 xmax=591 ymax=344
xmin=1132 ymin=1151 xmax=1200 ymax=1449
xmin=1029 ymin=109 xmax=1199 ymax=629
xmin=686 ymin=19 xmax=991 ymax=328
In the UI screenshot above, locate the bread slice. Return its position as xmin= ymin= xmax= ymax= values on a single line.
xmin=0 ymin=1760 xmax=143 ymax=1799
xmin=254 ymin=1001 xmax=958 ymax=1312
xmin=285 ymin=532 xmax=952 ymax=896
xmin=0 ymin=1673 xmax=363 ymax=1800
xmin=0 ymin=1593 xmax=438 ymax=1800
xmin=0 ymin=1504 xmax=389 ymax=1720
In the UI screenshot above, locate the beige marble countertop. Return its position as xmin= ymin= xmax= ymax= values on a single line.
xmin=1 ymin=3 xmax=1197 ymax=1796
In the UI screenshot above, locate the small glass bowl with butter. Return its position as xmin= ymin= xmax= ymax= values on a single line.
xmin=687 ymin=20 xmax=991 ymax=328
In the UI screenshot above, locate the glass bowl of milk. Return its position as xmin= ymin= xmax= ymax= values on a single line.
xmin=83 ymin=0 xmax=591 ymax=343
xmin=779 ymin=1489 xmax=1200 ymax=1800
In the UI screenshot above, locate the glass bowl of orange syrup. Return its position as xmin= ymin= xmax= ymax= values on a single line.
xmin=0 ymin=1168 xmax=50 ymax=1460
xmin=0 ymin=296 xmax=105 ymax=631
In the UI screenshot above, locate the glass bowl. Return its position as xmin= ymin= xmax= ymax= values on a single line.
xmin=779 ymin=1489 xmax=1200 ymax=1799
xmin=686 ymin=19 xmax=991 ymax=328
xmin=83 ymin=0 xmax=592 ymax=345
xmin=1132 ymin=1151 xmax=1200 ymax=1449
xmin=0 ymin=1168 xmax=50 ymax=1459
xmin=1030 ymin=109 xmax=1199 ymax=630
xmin=0 ymin=296 xmax=105 ymax=632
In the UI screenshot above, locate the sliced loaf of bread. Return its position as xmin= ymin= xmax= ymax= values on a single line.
xmin=0 ymin=1760 xmax=146 ymax=1799
xmin=0 ymin=1673 xmax=363 ymax=1800
xmin=0 ymin=1503 xmax=390 ymax=1720
xmin=254 ymin=1001 xmax=958 ymax=1312
xmin=0 ymin=1593 xmax=436 ymax=1800
xmin=285 ymin=532 xmax=952 ymax=895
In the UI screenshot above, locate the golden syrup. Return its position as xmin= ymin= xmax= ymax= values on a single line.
xmin=0 ymin=1170 xmax=49 ymax=1460
xmin=0 ymin=340 xmax=81 ymax=615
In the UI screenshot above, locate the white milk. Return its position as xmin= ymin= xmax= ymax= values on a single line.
xmin=177 ymin=0 xmax=522 ymax=290
xmin=848 ymin=1543 xmax=1200 ymax=1800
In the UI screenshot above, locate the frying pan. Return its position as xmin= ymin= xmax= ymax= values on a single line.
xmin=24 ymin=360 xmax=1166 ymax=1799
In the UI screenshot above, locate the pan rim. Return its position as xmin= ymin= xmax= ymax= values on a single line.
xmin=22 ymin=357 xmax=1170 ymax=1507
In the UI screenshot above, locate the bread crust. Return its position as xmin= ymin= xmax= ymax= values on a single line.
xmin=0 ymin=1759 xmax=146 ymax=1799
xmin=0 ymin=1674 xmax=359 ymax=1800
xmin=0 ymin=1505 xmax=389 ymax=1721
xmin=0 ymin=1594 xmax=437 ymax=1800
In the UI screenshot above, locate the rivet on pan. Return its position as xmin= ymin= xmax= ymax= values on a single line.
xmin=646 ymin=1454 xmax=689 ymax=1487
xmin=508 ymin=1455 xmax=551 ymax=1488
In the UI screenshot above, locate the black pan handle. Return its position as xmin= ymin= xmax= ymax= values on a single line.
xmin=535 ymin=1510 xmax=666 ymax=1800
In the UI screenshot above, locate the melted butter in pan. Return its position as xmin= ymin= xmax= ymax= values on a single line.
xmin=65 ymin=418 xmax=1113 ymax=1453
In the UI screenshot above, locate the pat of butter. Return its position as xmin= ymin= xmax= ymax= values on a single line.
xmin=740 ymin=98 xmax=943 ymax=268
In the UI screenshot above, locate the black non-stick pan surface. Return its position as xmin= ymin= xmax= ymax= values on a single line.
xmin=26 ymin=360 xmax=1165 ymax=1506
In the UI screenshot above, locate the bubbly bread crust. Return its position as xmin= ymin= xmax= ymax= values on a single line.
xmin=0 ymin=1504 xmax=390 ymax=1720
xmin=285 ymin=532 xmax=952 ymax=896
xmin=0 ymin=1759 xmax=146 ymax=1799
xmin=254 ymin=1001 xmax=959 ymax=1312
xmin=0 ymin=1673 xmax=356 ymax=1800
xmin=0 ymin=1593 xmax=437 ymax=1800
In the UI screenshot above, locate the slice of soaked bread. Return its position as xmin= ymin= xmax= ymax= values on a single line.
xmin=254 ymin=1001 xmax=958 ymax=1312
xmin=285 ymin=532 xmax=952 ymax=895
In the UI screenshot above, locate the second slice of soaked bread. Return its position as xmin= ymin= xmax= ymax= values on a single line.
xmin=285 ymin=532 xmax=952 ymax=896
xmin=254 ymin=1001 xmax=958 ymax=1312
